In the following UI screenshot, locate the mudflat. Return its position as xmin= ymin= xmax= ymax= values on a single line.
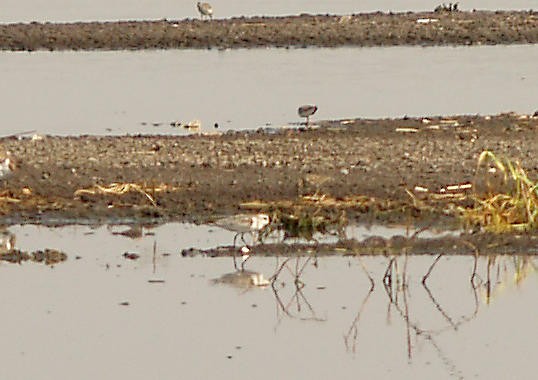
xmin=1 ymin=113 xmax=537 ymax=224
xmin=1 ymin=11 xmax=537 ymax=51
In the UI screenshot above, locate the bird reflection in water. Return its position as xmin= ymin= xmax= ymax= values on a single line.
xmin=211 ymin=269 xmax=270 ymax=290
xmin=0 ymin=229 xmax=15 ymax=252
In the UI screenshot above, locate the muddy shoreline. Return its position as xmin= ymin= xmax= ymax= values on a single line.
xmin=2 ymin=113 xmax=538 ymax=254
xmin=183 ymin=232 xmax=538 ymax=258
xmin=1 ymin=113 xmax=537 ymax=223
xmin=1 ymin=11 xmax=537 ymax=51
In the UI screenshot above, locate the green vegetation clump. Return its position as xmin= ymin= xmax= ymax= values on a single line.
xmin=460 ymin=151 xmax=538 ymax=233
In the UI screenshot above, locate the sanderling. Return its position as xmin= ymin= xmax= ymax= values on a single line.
xmin=213 ymin=213 xmax=270 ymax=246
xmin=197 ymin=2 xmax=213 ymax=20
xmin=298 ymin=105 xmax=318 ymax=127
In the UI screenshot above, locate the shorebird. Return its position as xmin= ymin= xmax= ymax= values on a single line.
xmin=197 ymin=2 xmax=213 ymax=20
xmin=0 ymin=157 xmax=15 ymax=181
xmin=298 ymin=105 xmax=318 ymax=127
xmin=213 ymin=213 xmax=270 ymax=247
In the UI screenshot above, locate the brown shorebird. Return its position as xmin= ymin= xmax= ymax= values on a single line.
xmin=197 ymin=2 xmax=213 ymax=20
xmin=298 ymin=105 xmax=318 ymax=127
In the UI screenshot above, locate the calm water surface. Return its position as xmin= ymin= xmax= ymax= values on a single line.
xmin=2 ymin=0 xmax=536 ymax=23
xmin=1 ymin=45 xmax=537 ymax=136
xmin=0 ymin=224 xmax=536 ymax=379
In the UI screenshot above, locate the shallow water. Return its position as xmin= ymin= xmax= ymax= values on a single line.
xmin=1 ymin=224 xmax=536 ymax=379
xmin=1 ymin=45 xmax=537 ymax=136
xmin=2 ymin=0 xmax=536 ymax=23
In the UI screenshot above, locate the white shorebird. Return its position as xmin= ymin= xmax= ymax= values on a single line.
xmin=213 ymin=213 xmax=270 ymax=270
xmin=197 ymin=2 xmax=213 ymax=20
xmin=0 ymin=157 xmax=15 ymax=180
xmin=298 ymin=105 xmax=318 ymax=127
xmin=213 ymin=213 xmax=270 ymax=246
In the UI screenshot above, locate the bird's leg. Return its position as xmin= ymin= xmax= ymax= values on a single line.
xmin=240 ymin=232 xmax=249 ymax=247
xmin=233 ymin=254 xmax=239 ymax=270
xmin=241 ymin=252 xmax=251 ymax=271
xmin=253 ymin=231 xmax=262 ymax=245
xmin=233 ymin=233 xmax=237 ymax=247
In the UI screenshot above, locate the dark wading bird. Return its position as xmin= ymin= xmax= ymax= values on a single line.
xmin=197 ymin=2 xmax=213 ymax=20
xmin=298 ymin=105 xmax=318 ymax=127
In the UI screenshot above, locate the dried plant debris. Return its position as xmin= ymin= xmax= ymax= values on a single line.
xmin=459 ymin=151 xmax=538 ymax=233
xmin=74 ymin=183 xmax=180 ymax=207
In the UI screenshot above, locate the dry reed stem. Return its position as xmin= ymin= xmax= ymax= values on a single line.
xmin=73 ymin=182 xmax=180 ymax=207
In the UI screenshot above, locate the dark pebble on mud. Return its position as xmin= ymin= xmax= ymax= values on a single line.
xmin=182 ymin=248 xmax=202 ymax=257
xmin=123 ymin=252 xmax=140 ymax=260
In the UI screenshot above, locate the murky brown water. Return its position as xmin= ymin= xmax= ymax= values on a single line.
xmin=1 ymin=224 xmax=535 ymax=379
xmin=1 ymin=45 xmax=537 ymax=137
xmin=2 ymin=0 xmax=536 ymax=23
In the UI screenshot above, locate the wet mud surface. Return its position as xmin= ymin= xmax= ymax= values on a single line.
xmin=183 ymin=231 xmax=538 ymax=258
xmin=1 ymin=113 xmax=537 ymax=226
xmin=1 ymin=11 xmax=537 ymax=51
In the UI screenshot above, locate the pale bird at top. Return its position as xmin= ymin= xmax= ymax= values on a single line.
xmin=197 ymin=2 xmax=213 ymax=20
